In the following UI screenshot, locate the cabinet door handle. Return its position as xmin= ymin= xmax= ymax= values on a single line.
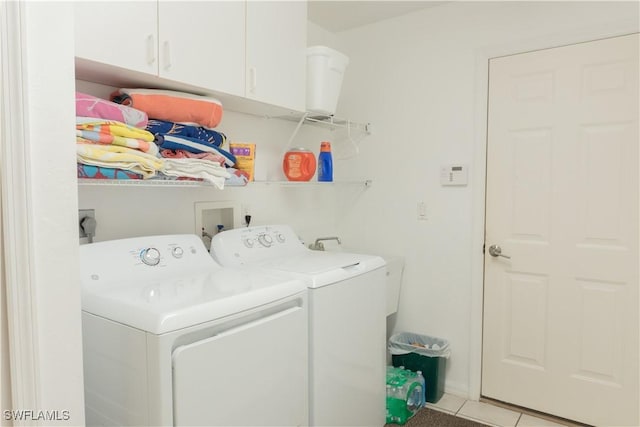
xmin=248 ymin=66 xmax=257 ymax=93
xmin=146 ymin=34 xmax=156 ymax=65
xmin=163 ymin=41 xmax=171 ymax=70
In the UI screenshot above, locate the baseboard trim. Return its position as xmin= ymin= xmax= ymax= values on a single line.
xmin=479 ymin=396 xmax=592 ymax=427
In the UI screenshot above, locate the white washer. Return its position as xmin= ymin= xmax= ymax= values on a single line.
xmin=79 ymin=234 xmax=308 ymax=427
xmin=210 ymin=225 xmax=387 ymax=426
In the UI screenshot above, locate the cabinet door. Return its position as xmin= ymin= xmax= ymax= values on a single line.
xmin=159 ymin=1 xmax=245 ymax=97
xmin=74 ymin=1 xmax=158 ymax=75
xmin=246 ymin=1 xmax=307 ymax=111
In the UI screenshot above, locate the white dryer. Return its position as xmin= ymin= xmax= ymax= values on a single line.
xmin=79 ymin=234 xmax=308 ymax=426
xmin=210 ymin=225 xmax=387 ymax=426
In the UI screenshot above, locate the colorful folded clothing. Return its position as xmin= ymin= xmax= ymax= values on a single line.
xmin=77 ymin=164 xmax=143 ymax=180
xmin=162 ymin=158 xmax=231 ymax=189
xmin=76 ymin=118 xmax=158 ymax=155
xmin=76 ymin=143 xmax=164 ymax=179
xmin=225 ymin=168 xmax=250 ymax=187
xmin=76 ymin=92 xmax=148 ymax=128
xmin=160 ymin=149 xmax=226 ymax=166
xmin=110 ymin=88 xmax=223 ymax=129
xmin=146 ymin=119 xmax=226 ymax=146
xmin=157 ymin=134 xmax=236 ymax=167
xmin=150 ymin=174 xmax=204 ymax=182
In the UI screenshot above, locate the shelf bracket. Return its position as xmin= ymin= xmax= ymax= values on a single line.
xmin=284 ymin=111 xmax=309 ymax=151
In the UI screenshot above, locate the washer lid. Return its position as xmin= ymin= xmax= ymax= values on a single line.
xmin=82 ymin=267 xmax=305 ymax=334
xmin=256 ymin=251 xmax=386 ymax=288
xmin=209 ymin=225 xmax=386 ymax=288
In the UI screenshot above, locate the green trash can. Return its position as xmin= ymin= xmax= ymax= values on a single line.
xmin=388 ymin=332 xmax=450 ymax=404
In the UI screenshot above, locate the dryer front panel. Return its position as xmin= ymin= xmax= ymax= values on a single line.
xmin=171 ymin=298 xmax=308 ymax=426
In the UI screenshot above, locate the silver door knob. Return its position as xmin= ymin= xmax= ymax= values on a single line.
xmin=488 ymin=244 xmax=511 ymax=259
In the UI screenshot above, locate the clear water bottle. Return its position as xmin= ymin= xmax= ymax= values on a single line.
xmin=406 ymin=383 xmax=423 ymax=412
xmin=317 ymin=141 xmax=333 ymax=182
xmin=416 ymin=370 xmax=426 ymax=408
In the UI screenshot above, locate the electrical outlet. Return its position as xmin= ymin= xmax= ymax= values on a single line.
xmin=242 ymin=204 xmax=252 ymax=227
xmin=79 ymin=209 xmax=95 ymax=238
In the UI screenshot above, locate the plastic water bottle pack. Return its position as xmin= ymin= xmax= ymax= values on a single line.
xmin=385 ymin=366 xmax=425 ymax=425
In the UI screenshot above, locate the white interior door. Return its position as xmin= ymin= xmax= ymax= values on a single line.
xmin=482 ymin=34 xmax=639 ymax=427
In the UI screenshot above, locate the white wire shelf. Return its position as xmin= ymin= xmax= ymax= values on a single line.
xmin=302 ymin=115 xmax=371 ymax=134
xmin=275 ymin=111 xmax=371 ymax=133
xmin=78 ymin=178 xmax=372 ymax=188
xmin=279 ymin=112 xmax=372 ymax=154
xmin=251 ymin=179 xmax=372 ymax=188
xmin=77 ymin=179 xmax=242 ymax=188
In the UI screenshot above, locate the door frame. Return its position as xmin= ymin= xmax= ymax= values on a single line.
xmin=1 ymin=2 xmax=85 ymax=420
xmin=468 ymin=24 xmax=640 ymax=400
xmin=1 ymin=0 xmax=42 ymax=411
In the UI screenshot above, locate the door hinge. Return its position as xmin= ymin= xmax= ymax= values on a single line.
xmin=482 ymin=243 xmax=485 ymax=254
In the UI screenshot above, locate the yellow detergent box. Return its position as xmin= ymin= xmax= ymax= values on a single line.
xmin=229 ymin=142 xmax=256 ymax=181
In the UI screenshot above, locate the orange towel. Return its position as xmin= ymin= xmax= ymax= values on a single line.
xmin=111 ymin=88 xmax=223 ymax=129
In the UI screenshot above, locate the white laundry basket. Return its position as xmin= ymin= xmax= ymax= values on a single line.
xmin=306 ymin=46 xmax=349 ymax=117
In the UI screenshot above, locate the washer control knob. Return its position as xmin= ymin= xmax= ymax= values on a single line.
xmin=243 ymin=238 xmax=255 ymax=248
xmin=172 ymin=246 xmax=184 ymax=258
xmin=140 ymin=247 xmax=161 ymax=266
xmin=258 ymin=234 xmax=273 ymax=247
xmin=275 ymin=233 xmax=286 ymax=243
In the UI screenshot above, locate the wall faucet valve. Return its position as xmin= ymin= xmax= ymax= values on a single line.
xmin=309 ymin=236 xmax=341 ymax=251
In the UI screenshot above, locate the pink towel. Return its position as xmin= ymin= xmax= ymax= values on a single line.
xmin=160 ymin=149 xmax=226 ymax=166
xmin=76 ymin=92 xmax=148 ymax=128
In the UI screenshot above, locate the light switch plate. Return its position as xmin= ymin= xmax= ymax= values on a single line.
xmin=417 ymin=202 xmax=428 ymax=221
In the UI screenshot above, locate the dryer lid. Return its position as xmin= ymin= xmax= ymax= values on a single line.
xmin=80 ymin=235 xmax=306 ymax=334
xmin=82 ymin=267 xmax=305 ymax=335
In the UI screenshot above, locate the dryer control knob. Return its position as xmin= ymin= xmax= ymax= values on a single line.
xmin=141 ymin=247 xmax=161 ymax=266
xmin=243 ymin=238 xmax=255 ymax=248
xmin=172 ymin=246 xmax=184 ymax=258
xmin=258 ymin=234 xmax=273 ymax=247
xmin=276 ymin=233 xmax=286 ymax=243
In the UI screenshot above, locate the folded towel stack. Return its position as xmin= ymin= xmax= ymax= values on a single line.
xmin=75 ymin=90 xmax=249 ymax=188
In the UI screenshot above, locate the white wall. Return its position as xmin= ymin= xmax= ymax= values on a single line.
xmin=333 ymin=1 xmax=639 ymax=397
xmin=1 ymin=217 xmax=10 ymax=426
xmin=0 ymin=2 xmax=85 ymax=424
xmin=0 ymin=14 xmax=11 ymax=418
xmin=308 ymin=21 xmax=344 ymax=51
xmin=24 ymin=2 xmax=85 ymax=422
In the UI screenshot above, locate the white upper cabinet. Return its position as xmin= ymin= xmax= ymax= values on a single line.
xmin=246 ymin=1 xmax=307 ymax=112
xmin=74 ymin=1 xmax=307 ymax=112
xmin=158 ymin=2 xmax=245 ymax=97
xmin=74 ymin=1 xmax=159 ymax=75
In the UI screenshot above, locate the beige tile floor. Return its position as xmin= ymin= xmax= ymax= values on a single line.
xmin=425 ymin=393 xmax=587 ymax=427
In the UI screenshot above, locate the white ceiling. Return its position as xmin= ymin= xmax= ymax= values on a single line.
xmin=308 ymin=1 xmax=445 ymax=33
